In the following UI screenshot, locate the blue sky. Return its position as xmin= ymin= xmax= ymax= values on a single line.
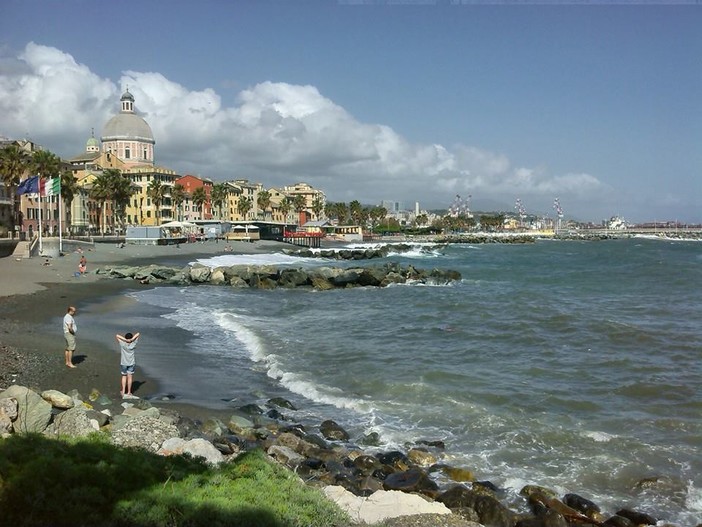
xmin=1 ymin=1 xmax=700 ymax=223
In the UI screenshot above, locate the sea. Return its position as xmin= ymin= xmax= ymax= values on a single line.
xmin=77 ymin=236 xmax=702 ymax=525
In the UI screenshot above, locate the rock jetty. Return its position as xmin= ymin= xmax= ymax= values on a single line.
xmin=96 ymin=262 xmax=462 ymax=289
xmin=0 ymin=384 xmax=671 ymax=527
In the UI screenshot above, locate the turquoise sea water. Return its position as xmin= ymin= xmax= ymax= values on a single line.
xmin=79 ymin=237 xmax=702 ymax=525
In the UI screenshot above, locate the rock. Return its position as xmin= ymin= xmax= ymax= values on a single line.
xmin=85 ymin=409 xmax=110 ymax=427
xmin=189 ymin=265 xmax=211 ymax=283
xmin=159 ymin=437 xmax=224 ymax=465
xmin=267 ymin=397 xmax=297 ymax=410
xmin=437 ymin=485 xmax=517 ymax=527
xmin=320 ymin=419 xmax=350 ymax=441
xmin=45 ymin=405 xmax=96 ymax=438
xmin=383 ymin=468 xmax=439 ymax=496
xmin=604 ymin=515 xmax=636 ymax=527
xmin=377 ymin=450 xmax=410 ymax=471
xmin=323 ymin=486 xmax=451 ymax=524
xmin=110 ymin=415 xmax=180 ymax=453
xmin=201 ymin=417 xmax=227 ymax=437
xmin=228 ymin=414 xmax=255 ymax=437
xmin=0 ymin=385 xmax=52 ymax=434
xmin=563 ymin=493 xmax=602 ymax=520
xmin=209 ymin=269 xmax=226 ymax=285
xmin=407 ymin=447 xmax=437 ymax=467
xmin=41 ymin=389 xmax=74 ymax=409
xmin=268 ymin=444 xmax=305 ymax=467
xmin=615 ymin=509 xmax=657 ymax=526
xmin=0 ymin=397 xmax=18 ymax=434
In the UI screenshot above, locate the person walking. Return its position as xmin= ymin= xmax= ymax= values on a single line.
xmin=63 ymin=306 xmax=77 ymax=368
xmin=116 ymin=331 xmax=140 ymax=399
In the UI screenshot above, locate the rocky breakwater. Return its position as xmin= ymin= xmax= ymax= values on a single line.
xmin=284 ymin=243 xmax=447 ymax=260
xmin=96 ymin=261 xmax=462 ymax=289
xmin=0 ymin=384 xmax=672 ymax=526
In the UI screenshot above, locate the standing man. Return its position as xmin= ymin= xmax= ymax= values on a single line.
xmin=116 ymin=331 xmax=140 ymax=399
xmin=63 ymin=306 xmax=77 ymax=368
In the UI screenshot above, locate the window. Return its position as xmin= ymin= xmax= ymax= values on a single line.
xmin=125 ymin=147 xmax=131 ymax=159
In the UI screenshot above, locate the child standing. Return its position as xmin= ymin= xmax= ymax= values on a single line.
xmin=116 ymin=332 xmax=140 ymax=399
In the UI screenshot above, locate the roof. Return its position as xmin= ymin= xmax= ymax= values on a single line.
xmin=102 ymin=113 xmax=155 ymax=143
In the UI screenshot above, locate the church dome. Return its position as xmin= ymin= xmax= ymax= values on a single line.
xmin=86 ymin=136 xmax=99 ymax=148
xmin=101 ymin=113 xmax=155 ymax=143
xmin=101 ymin=89 xmax=155 ymax=145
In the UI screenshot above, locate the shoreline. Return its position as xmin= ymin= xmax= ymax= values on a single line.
xmin=0 ymin=239 xmax=293 ymax=422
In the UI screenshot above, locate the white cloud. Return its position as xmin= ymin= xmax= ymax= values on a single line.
xmin=0 ymin=42 xmax=610 ymax=218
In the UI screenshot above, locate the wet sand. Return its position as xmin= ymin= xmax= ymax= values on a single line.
xmin=0 ymin=239 xmax=292 ymax=420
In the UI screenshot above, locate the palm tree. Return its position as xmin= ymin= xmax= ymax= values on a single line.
xmin=279 ymin=196 xmax=292 ymax=223
xmin=0 ymin=144 xmax=30 ymax=234
xmin=59 ymin=168 xmax=79 ymax=234
xmin=192 ymin=187 xmax=207 ymax=220
xmin=311 ymin=196 xmax=324 ymax=220
xmin=147 ymin=178 xmax=166 ymax=225
xmin=256 ymin=189 xmax=272 ymax=220
xmin=237 ymin=196 xmax=253 ymax=219
xmin=110 ymin=171 xmax=135 ymax=230
xmin=211 ymin=183 xmax=228 ymax=220
xmin=171 ymin=184 xmax=185 ymax=222
xmin=31 ymin=150 xmax=62 ymax=234
xmin=349 ymin=200 xmax=363 ymax=226
xmin=90 ymin=172 xmax=113 ymax=235
xmin=292 ymin=195 xmax=306 ymax=225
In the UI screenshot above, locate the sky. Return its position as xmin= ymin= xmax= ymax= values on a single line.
xmin=1 ymin=1 xmax=700 ymax=224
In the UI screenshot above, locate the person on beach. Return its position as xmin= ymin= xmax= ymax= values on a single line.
xmin=63 ymin=306 xmax=77 ymax=368
xmin=116 ymin=331 xmax=140 ymax=399
xmin=78 ymin=255 xmax=87 ymax=274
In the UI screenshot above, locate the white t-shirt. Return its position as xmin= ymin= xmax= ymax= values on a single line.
xmin=63 ymin=313 xmax=76 ymax=335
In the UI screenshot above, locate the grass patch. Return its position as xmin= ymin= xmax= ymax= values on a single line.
xmin=0 ymin=433 xmax=352 ymax=527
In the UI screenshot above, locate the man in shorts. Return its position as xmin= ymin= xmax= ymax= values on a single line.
xmin=63 ymin=306 xmax=77 ymax=368
xmin=116 ymin=331 xmax=140 ymax=399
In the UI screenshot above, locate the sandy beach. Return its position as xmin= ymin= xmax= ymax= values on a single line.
xmin=0 ymin=238 xmax=292 ymax=419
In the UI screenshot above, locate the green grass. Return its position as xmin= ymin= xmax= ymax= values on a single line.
xmin=0 ymin=433 xmax=352 ymax=527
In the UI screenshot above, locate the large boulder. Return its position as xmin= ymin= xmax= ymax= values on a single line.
xmin=159 ymin=437 xmax=224 ymax=465
xmin=0 ymin=397 xmax=18 ymax=434
xmin=0 ymin=385 xmax=52 ymax=434
xmin=323 ymin=486 xmax=451 ymax=524
xmin=110 ymin=415 xmax=180 ymax=453
xmin=45 ymin=405 xmax=97 ymax=438
xmin=41 ymin=389 xmax=74 ymax=410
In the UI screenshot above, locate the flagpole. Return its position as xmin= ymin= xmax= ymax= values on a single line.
xmin=58 ymin=181 xmax=63 ymax=253
xmin=38 ymin=180 xmax=43 ymax=255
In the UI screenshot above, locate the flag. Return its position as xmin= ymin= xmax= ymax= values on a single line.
xmin=16 ymin=175 xmax=39 ymax=195
xmin=43 ymin=177 xmax=61 ymax=197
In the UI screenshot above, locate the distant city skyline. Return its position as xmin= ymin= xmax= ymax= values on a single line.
xmin=1 ymin=1 xmax=700 ymax=223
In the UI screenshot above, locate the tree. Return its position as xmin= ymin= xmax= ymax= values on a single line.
xmin=333 ymin=202 xmax=349 ymax=224
xmin=109 ymin=170 xmax=136 ymax=230
xmin=349 ymin=200 xmax=363 ymax=225
xmin=369 ymin=206 xmax=387 ymax=232
xmin=311 ymin=196 xmax=324 ymax=220
xmin=59 ymin=168 xmax=79 ymax=233
xmin=147 ymin=178 xmax=166 ymax=225
xmin=292 ymin=195 xmax=307 ymax=225
xmin=278 ymin=197 xmax=292 ymax=223
xmin=192 ymin=187 xmax=207 ymax=219
xmin=31 ymin=150 xmax=61 ymax=181
xmin=0 ymin=144 xmax=30 ymax=234
xmin=256 ymin=189 xmax=271 ymax=220
xmin=237 ymin=196 xmax=253 ymax=219
xmin=171 ymin=184 xmax=185 ymax=222
xmin=90 ymin=172 xmax=113 ymax=235
xmin=211 ymin=183 xmax=228 ymax=220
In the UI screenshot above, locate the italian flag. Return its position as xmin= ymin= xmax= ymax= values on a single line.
xmin=41 ymin=177 xmax=61 ymax=197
